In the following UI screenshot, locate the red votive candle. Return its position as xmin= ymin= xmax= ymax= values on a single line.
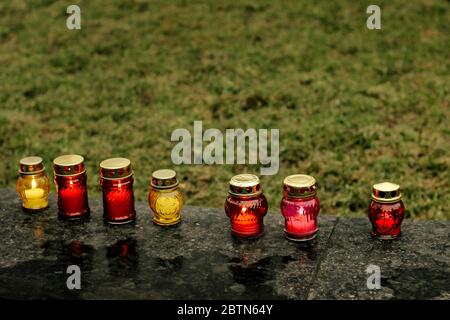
xmin=100 ymin=158 xmax=136 ymax=224
xmin=224 ymin=174 xmax=268 ymax=239
xmin=53 ymin=155 xmax=90 ymax=220
xmin=280 ymin=174 xmax=320 ymax=241
xmin=369 ymin=182 xmax=405 ymax=240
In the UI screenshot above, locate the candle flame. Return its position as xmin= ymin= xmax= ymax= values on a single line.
xmin=31 ymin=178 xmax=37 ymax=189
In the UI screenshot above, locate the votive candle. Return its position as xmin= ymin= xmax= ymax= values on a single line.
xmin=53 ymin=154 xmax=90 ymax=220
xmin=280 ymin=174 xmax=320 ymax=241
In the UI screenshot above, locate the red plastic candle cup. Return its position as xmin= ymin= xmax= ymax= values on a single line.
xmin=369 ymin=182 xmax=405 ymax=240
xmin=224 ymin=174 xmax=268 ymax=239
xmin=53 ymin=155 xmax=90 ymax=220
xmin=100 ymin=158 xmax=136 ymax=225
xmin=280 ymin=174 xmax=320 ymax=242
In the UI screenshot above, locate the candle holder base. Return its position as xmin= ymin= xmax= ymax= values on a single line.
xmin=105 ymin=217 xmax=136 ymax=225
xmin=284 ymin=231 xmax=317 ymax=242
xmin=372 ymin=232 xmax=401 ymax=240
xmin=22 ymin=205 xmax=49 ymax=213
xmin=231 ymin=230 xmax=264 ymax=240
xmin=152 ymin=217 xmax=181 ymax=226
xmin=58 ymin=211 xmax=90 ymax=221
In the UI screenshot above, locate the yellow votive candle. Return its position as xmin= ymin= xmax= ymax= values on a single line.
xmin=16 ymin=156 xmax=50 ymax=212
xmin=149 ymin=169 xmax=184 ymax=226
xmin=24 ymin=187 xmax=48 ymax=209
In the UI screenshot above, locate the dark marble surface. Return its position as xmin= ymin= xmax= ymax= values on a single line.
xmin=0 ymin=189 xmax=449 ymax=300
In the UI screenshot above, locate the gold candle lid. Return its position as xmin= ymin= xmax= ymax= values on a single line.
xmin=53 ymin=154 xmax=85 ymax=176
xmin=372 ymin=182 xmax=402 ymax=203
xmin=283 ymin=174 xmax=317 ymax=198
xmin=229 ymin=174 xmax=261 ymax=197
xmin=151 ymin=169 xmax=179 ymax=189
xmin=18 ymin=156 xmax=45 ymax=175
xmin=100 ymin=158 xmax=133 ymax=180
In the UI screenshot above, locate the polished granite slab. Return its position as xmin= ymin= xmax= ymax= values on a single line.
xmin=0 ymin=189 xmax=448 ymax=299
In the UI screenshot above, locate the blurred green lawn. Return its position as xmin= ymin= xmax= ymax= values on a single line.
xmin=0 ymin=0 xmax=449 ymax=219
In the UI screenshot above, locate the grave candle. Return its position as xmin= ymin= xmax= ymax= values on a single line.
xmin=149 ymin=169 xmax=184 ymax=226
xmin=16 ymin=156 xmax=50 ymax=212
xmin=280 ymin=174 xmax=320 ymax=241
xmin=369 ymin=182 xmax=405 ymax=240
xmin=100 ymin=157 xmax=136 ymax=224
xmin=224 ymin=174 xmax=268 ymax=239
xmin=53 ymin=154 xmax=90 ymax=220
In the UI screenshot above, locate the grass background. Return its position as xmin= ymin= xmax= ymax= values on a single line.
xmin=0 ymin=0 xmax=449 ymax=220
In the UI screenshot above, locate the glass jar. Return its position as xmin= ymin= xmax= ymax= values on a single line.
xmin=224 ymin=174 xmax=268 ymax=239
xmin=16 ymin=156 xmax=50 ymax=212
xmin=280 ymin=174 xmax=320 ymax=241
xmin=100 ymin=158 xmax=136 ymax=224
xmin=149 ymin=169 xmax=184 ymax=226
xmin=53 ymin=154 xmax=90 ymax=220
xmin=369 ymin=182 xmax=405 ymax=240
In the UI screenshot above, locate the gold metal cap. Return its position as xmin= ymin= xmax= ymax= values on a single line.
xmin=283 ymin=174 xmax=317 ymax=198
xmin=100 ymin=158 xmax=132 ymax=180
xmin=53 ymin=154 xmax=85 ymax=176
xmin=372 ymin=182 xmax=402 ymax=203
xmin=18 ymin=156 xmax=45 ymax=175
xmin=151 ymin=169 xmax=179 ymax=189
xmin=229 ymin=174 xmax=261 ymax=197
